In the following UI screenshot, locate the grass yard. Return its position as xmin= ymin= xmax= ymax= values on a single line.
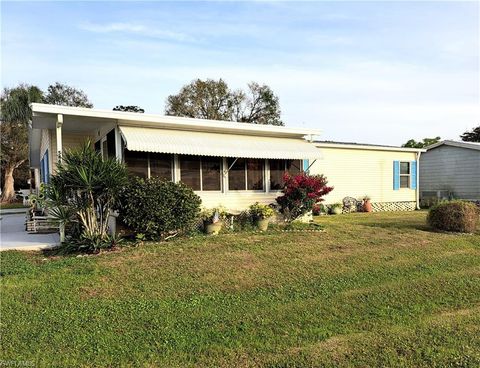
xmin=1 ymin=211 xmax=479 ymax=367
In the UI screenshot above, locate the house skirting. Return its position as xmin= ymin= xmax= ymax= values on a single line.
xmin=371 ymin=201 xmax=416 ymax=212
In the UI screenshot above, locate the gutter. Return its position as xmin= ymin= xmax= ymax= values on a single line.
xmin=416 ymin=151 xmax=422 ymax=209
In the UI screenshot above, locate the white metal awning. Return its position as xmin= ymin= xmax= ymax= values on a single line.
xmin=119 ymin=126 xmax=322 ymax=159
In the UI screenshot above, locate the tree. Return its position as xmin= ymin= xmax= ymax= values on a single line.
xmin=1 ymin=85 xmax=43 ymax=202
xmin=402 ymin=136 xmax=441 ymax=148
xmin=43 ymin=82 xmax=93 ymax=107
xmin=460 ymin=126 xmax=480 ymax=142
xmin=113 ymin=105 xmax=145 ymax=113
xmin=165 ymin=78 xmax=283 ymax=126
xmin=1 ymin=82 xmax=94 ymax=202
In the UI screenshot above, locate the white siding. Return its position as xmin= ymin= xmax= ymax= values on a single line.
xmin=420 ymin=145 xmax=480 ymax=200
xmin=310 ymin=147 xmax=418 ymax=204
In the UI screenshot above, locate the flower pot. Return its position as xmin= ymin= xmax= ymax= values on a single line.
xmin=256 ymin=217 xmax=270 ymax=231
xmin=205 ymin=221 xmax=222 ymax=235
xmin=363 ymin=200 xmax=372 ymax=213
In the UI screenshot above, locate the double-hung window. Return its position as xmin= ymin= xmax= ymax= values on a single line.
xmin=399 ymin=162 xmax=411 ymax=188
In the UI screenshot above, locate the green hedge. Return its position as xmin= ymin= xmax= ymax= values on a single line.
xmin=117 ymin=177 xmax=202 ymax=239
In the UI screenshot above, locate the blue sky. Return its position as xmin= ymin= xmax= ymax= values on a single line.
xmin=2 ymin=1 xmax=479 ymax=145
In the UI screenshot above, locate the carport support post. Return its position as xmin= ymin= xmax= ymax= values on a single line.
xmin=56 ymin=114 xmax=63 ymax=163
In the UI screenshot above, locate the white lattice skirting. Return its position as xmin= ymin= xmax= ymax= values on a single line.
xmin=371 ymin=201 xmax=416 ymax=212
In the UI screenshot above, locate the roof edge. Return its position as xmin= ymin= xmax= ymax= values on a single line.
xmin=425 ymin=140 xmax=480 ymax=151
xmin=315 ymin=141 xmax=426 ymax=153
xmin=31 ymin=103 xmax=322 ymax=137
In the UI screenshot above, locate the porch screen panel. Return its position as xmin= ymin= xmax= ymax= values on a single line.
xmin=287 ymin=159 xmax=302 ymax=175
xmin=180 ymin=155 xmax=201 ymax=191
xmin=247 ymin=159 xmax=264 ymax=190
xmin=124 ymin=150 xmax=148 ymax=178
xmin=269 ymin=159 xmax=284 ymax=190
xmin=228 ymin=158 xmax=246 ymax=190
xmin=202 ymin=156 xmax=221 ymax=191
xmin=150 ymin=153 xmax=173 ymax=180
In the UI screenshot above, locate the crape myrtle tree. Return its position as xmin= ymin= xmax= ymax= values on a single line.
xmin=0 ymin=82 xmax=93 ymax=202
xmin=276 ymin=172 xmax=334 ymax=221
xmin=165 ymin=79 xmax=283 ymax=126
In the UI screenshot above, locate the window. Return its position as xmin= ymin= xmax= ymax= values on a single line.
xmin=269 ymin=159 xmax=302 ymax=190
xmin=228 ymin=158 xmax=246 ymax=190
xmin=124 ymin=150 xmax=148 ymax=178
xmin=228 ymin=158 xmax=264 ymax=191
xmin=400 ymin=162 xmax=410 ymax=188
xmin=150 ymin=153 xmax=173 ymax=180
xmin=201 ymin=156 xmax=221 ymax=191
xmin=180 ymin=155 xmax=201 ymax=190
xmin=179 ymin=155 xmax=222 ymax=191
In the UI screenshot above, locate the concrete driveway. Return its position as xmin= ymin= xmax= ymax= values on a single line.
xmin=0 ymin=212 xmax=59 ymax=251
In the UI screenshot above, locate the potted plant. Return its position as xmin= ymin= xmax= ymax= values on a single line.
xmin=329 ymin=203 xmax=343 ymax=215
xmin=200 ymin=207 xmax=226 ymax=235
xmin=362 ymin=195 xmax=372 ymax=213
xmin=249 ymin=202 xmax=275 ymax=231
xmin=312 ymin=203 xmax=327 ymax=216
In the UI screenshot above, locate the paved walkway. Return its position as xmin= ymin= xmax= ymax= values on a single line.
xmin=0 ymin=213 xmax=59 ymax=251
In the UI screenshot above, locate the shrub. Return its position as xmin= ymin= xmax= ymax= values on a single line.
xmin=117 ymin=177 xmax=202 ymax=240
xmin=276 ymin=172 xmax=333 ymax=221
xmin=427 ymin=200 xmax=479 ymax=233
xmin=199 ymin=206 xmax=227 ymax=224
xmin=46 ymin=141 xmax=128 ymax=252
xmin=249 ymin=202 xmax=275 ymax=219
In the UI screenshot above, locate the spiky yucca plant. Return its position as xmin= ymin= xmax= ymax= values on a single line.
xmin=46 ymin=141 xmax=128 ymax=251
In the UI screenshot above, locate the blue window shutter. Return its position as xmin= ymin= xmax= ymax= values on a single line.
xmin=40 ymin=157 xmax=44 ymax=183
xmin=393 ymin=161 xmax=400 ymax=190
xmin=410 ymin=161 xmax=417 ymax=189
xmin=45 ymin=150 xmax=50 ymax=184
xmin=303 ymin=159 xmax=310 ymax=173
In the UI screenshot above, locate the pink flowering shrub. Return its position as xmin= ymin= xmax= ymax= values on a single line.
xmin=276 ymin=172 xmax=334 ymax=221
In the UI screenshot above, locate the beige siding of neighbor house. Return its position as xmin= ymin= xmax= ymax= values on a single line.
xmin=309 ymin=147 xmax=418 ymax=204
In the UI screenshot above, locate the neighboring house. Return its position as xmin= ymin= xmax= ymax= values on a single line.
xmin=420 ymin=140 xmax=480 ymax=201
xmin=311 ymin=142 xmax=425 ymax=211
xmin=29 ymin=104 xmax=425 ymax=212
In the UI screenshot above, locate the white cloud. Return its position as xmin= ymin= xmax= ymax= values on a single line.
xmin=79 ymin=22 xmax=195 ymax=42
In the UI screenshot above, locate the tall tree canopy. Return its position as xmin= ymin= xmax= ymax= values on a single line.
xmin=402 ymin=136 xmax=441 ymax=148
xmin=43 ymin=82 xmax=93 ymax=107
xmin=165 ymin=79 xmax=283 ymax=126
xmin=1 ymin=82 xmax=93 ymax=202
xmin=113 ymin=105 xmax=145 ymax=113
xmin=460 ymin=126 xmax=480 ymax=142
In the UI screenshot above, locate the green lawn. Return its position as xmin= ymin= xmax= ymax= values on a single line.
xmin=1 ymin=211 xmax=479 ymax=367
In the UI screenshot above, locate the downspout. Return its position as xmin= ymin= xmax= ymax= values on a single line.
xmin=416 ymin=151 xmax=422 ymax=210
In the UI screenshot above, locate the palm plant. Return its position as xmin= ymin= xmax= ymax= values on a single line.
xmin=46 ymin=141 xmax=128 ymax=251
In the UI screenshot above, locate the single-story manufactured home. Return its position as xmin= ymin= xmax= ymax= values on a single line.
xmin=29 ymin=103 xmax=425 ymax=212
xmin=420 ymin=140 xmax=480 ymax=201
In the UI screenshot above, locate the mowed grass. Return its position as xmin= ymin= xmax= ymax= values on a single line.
xmin=1 ymin=211 xmax=479 ymax=367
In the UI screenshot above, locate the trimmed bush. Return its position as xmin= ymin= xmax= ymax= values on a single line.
xmin=427 ymin=200 xmax=479 ymax=233
xmin=117 ymin=177 xmax=202 ymax=240
xmin=276 ymin=172 xmax=334 ymax=221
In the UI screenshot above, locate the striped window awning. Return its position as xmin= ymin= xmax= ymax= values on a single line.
xmin=119 ymin=126 xmax=322 ymax=160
